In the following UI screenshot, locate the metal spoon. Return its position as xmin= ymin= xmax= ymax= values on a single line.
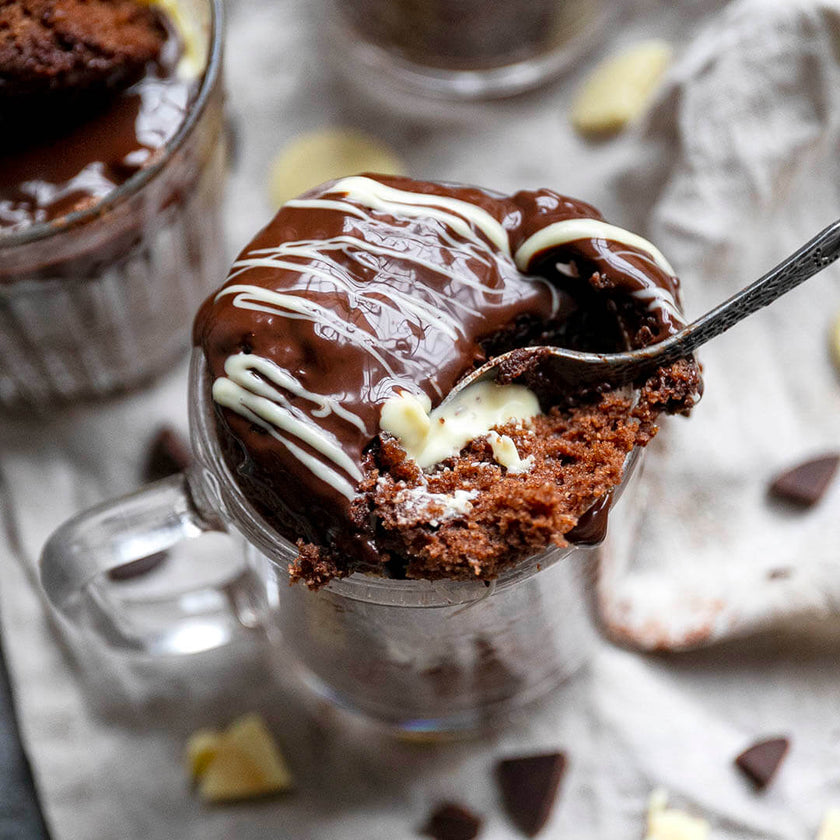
xmin=444 ymin=219 xmax=840 ymax=401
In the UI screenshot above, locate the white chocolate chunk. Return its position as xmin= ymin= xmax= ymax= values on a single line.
xmin=269 ymin=129 xmax=405 ymax=208
xmin=380 ymin=382 xmax=540 ymax=469
xmin=190 ymin=714 xmax=293 ymax=803
xmin=644 ymin=789 xmax=710 ymax=840
xmin=817 ymin=808 xmax=840 ymax=840
xmin=185 ymin=729 xmax=221 ymax=780
xmin=571 ymin=40 xmax=673 ymax=136
xmin=648 ymin=788 xmax=669 ymax=814
xmin=487 ymin=431 xmax=534 ymax=473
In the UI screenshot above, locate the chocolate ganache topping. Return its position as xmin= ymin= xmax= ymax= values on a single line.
xmin=195 ymin=174 xmax=699 ymax=584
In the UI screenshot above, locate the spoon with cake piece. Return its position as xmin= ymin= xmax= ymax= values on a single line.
xmin=444 ymin=219 xmax=840 ymax=402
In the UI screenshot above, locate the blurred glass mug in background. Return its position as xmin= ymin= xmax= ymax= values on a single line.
xmin=40 ymin=351 xmax=644 ymax=734
xmin=330 ymin=0 xmax=610 ymax=99
xmin=0 ymin=0 xmax=226 ymax=411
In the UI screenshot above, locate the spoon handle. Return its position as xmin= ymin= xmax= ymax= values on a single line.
xmin=656 ymin=218 xmax=840 ymax=366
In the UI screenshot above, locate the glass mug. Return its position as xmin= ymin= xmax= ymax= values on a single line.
xmin=41 ymin=351 xmax=643 ymax=733
xmin=330 ymin=0 xmax=611 ymax=99
xmin=0 ymin=0 xmax=226 ymax=411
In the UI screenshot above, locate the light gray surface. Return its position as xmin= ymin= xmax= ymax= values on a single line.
xmin=2 ymin=0 xmax=840 ymax=838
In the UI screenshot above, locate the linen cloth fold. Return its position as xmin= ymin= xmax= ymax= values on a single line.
xmin=598 ymin=0 xmax=840 ymax=651
xmin=1 ymin=0 xmax=839 ymax=838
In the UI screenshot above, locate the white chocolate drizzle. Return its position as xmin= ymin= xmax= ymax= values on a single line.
xmin=215 ymin=284 xmax=403 ymax=379
xmin=311 ymin=176 xmax=511 ymax=255
xmin=228 ymin=241 xmax=467 ymax=340
xmin=515 ymin=218 xmax=685 ymax=327
xmin=514 ymin=217 xmax=675 ymax=276
xmin=213 ymin=353 xmax=363 ymax=500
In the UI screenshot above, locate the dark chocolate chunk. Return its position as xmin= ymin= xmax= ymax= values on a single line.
xmin=734 ymin=737 xmax=789 ymax=790
xmin=422 ymin=803 xmax=482 ymax=840
xmin=107 ymin=551 xmax=168 ymax=582
xmin=144 ymin=427 xmax=193 ymax=483
xmin=496 ymin=752 xmax=566 ymax=837
xmin=769 ymin=454 xmax=840 ymax=507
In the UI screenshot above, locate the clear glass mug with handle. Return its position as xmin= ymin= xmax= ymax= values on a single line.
xmin=40 ymin=350 xmax=643 ymax=734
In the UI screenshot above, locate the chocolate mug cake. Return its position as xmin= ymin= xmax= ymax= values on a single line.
xmin=194 ymin=174 xmax=701 ymax=588
xmin=0 ymin=0 xmax=226 ymax=409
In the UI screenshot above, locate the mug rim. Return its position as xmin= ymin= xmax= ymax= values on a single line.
xmin=0 ymin=0 xmax=225 ymax=250
xmin=188 ymin=350 xmax=644 ymax=607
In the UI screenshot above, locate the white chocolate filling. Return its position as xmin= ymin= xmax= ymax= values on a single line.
xmin=486 ymin=431 xmax=534 ymax=473
xmin=387 ymin=486 xmax=479 ymax=528
xmin=380 ymin=381 xmax=540 ymax=470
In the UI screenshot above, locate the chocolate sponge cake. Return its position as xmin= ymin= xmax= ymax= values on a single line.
xmin=194 ymin=175 xmax=701 ymax=587
xmin=0 ymin=0 xmax=166 ymax=122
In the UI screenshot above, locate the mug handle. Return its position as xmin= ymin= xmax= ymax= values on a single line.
xmin=40 ymin=471 xmax=271 ymax=655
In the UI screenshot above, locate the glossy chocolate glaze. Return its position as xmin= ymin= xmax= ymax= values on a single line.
xmin=0 ymin=17 xmax=192 ymax=233
xmin=195 ymin=175 xmax=689 ymax=563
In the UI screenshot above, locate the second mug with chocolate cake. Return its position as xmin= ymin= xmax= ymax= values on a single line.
xmin=41 ymin=174 xmax=700 ymax=731
xmin=0 ymin=0 xmax=226 ymax=409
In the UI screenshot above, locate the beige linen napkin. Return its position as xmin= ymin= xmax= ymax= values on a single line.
xmin=598 ymin=0 xmax=840 ymax=651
